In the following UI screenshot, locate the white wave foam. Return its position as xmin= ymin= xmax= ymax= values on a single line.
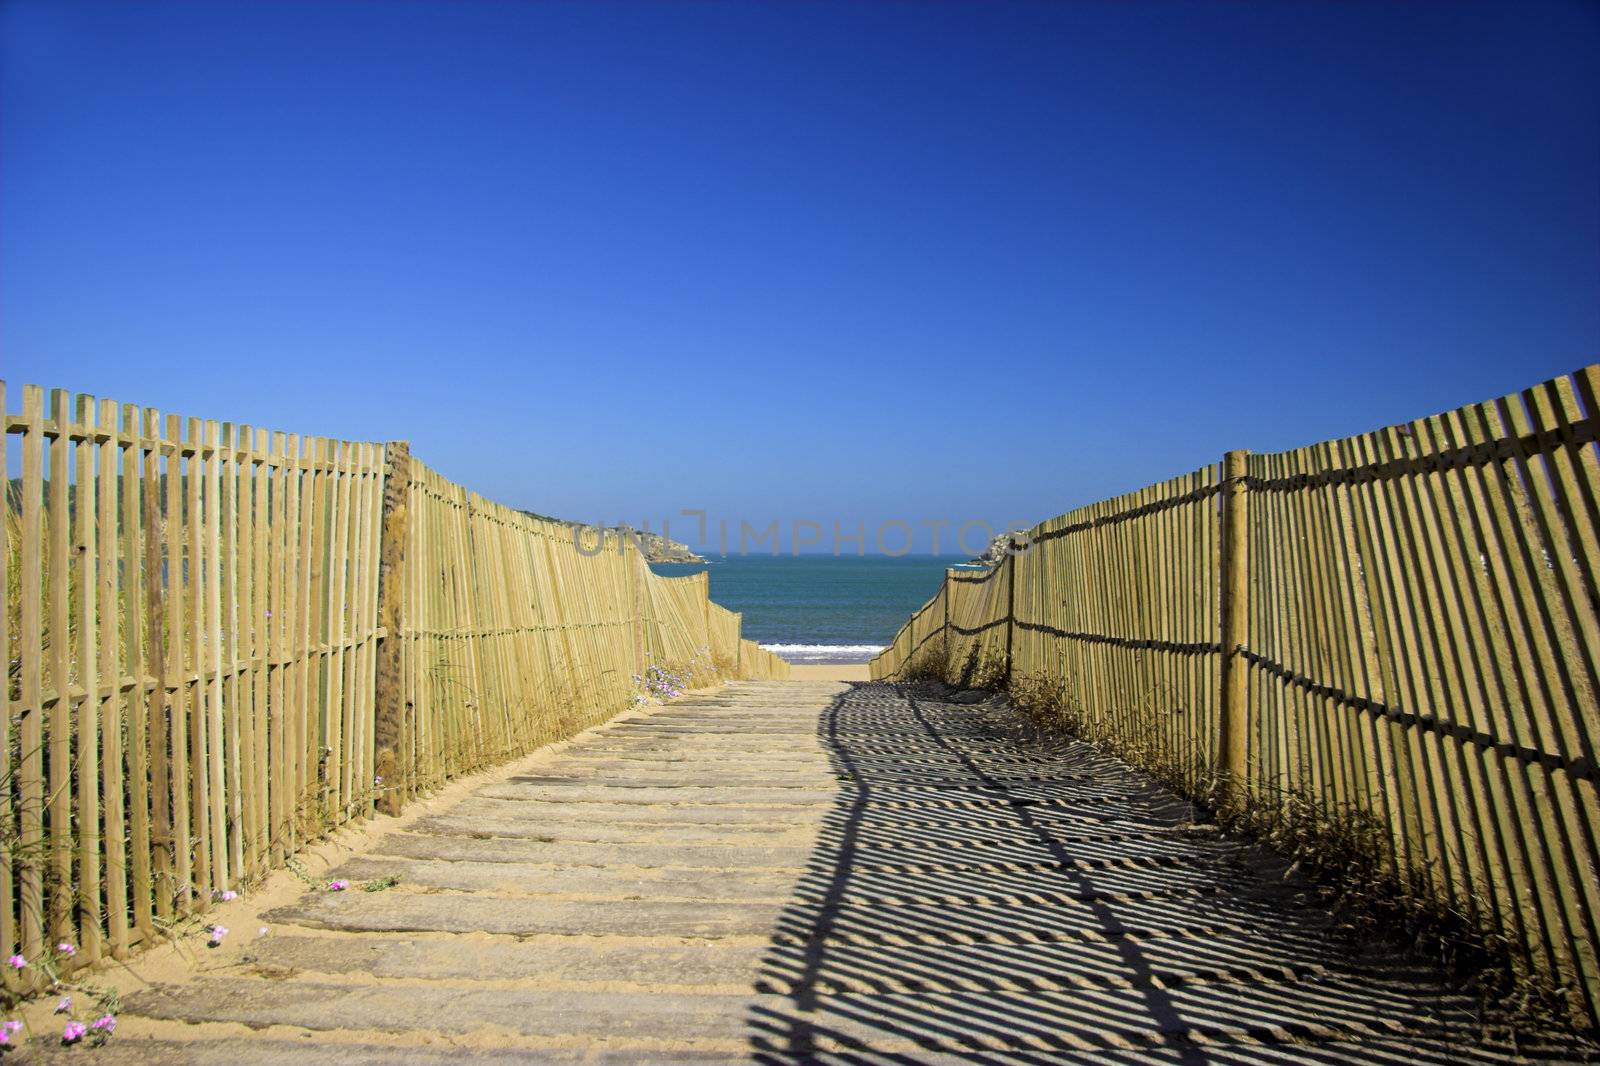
xmin=759 ymin=643 xmax=887 ymax=663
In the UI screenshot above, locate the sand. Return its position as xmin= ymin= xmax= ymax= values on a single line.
xmin=2 ymin=695 xmax=702 ymax=1051
xmin=785 ymin=663 xmax=870 ymax=681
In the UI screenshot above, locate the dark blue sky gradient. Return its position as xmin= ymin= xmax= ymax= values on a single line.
xmin=3 ymin=1 xmax=1596 ymax=551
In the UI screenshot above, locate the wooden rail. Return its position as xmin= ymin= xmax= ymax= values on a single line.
xmin=1 ymin=380 xmax=786 ymax=989
xmin=871 ymin=365 xmax=1600 ymax=1027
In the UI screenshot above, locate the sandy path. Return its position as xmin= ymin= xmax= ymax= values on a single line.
xmin=18 ymin=680 xmax=1529 ymax=1063
xmin=785 ymin=663 xmax=870 ymax=681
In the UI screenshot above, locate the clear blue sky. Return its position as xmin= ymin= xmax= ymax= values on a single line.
xmin=4 ymin=1 xmax=1596 ymax=553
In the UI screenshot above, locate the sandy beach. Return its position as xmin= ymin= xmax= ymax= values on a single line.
xmin=786 ymin=663 xmax=871 ymax=681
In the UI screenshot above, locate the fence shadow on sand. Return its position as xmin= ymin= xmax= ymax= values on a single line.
xmin=742 ymin=681 xmax=1543 ymax=1065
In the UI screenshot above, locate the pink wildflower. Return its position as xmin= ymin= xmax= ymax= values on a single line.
xmin=328 ymin=879 xmax=349 ymax=892
xmin=62 ymin=1021 xmax=87 ymax=1044
xmin=257 ymin=927 xmax=270 ymax=937
xmin=207 ymin=924 xmax=228 ymax=946
xmin=91 ymin=1014 xmax=116 ymax=1034
xmin=6 ymin=954 xmax=24 ymax=970
xmin=56 ymin=941 xmax=76 ymax=957
xmin=215 ymin=889 xmax=237 ymax=902
xmin=55 ymin=996 xmax=71 ymax=1014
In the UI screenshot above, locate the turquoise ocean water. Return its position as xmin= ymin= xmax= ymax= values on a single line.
xmin=649 ymin=555 xmax=975 ymax=664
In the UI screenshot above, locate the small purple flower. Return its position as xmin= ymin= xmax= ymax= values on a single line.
xmin=207 ymin=924 xmax=228 ymax=946
xmin=373 ymin=775 xmax=383 ymax=786
xmin=55 ymin=996 xmax=71 ymax=1014
xmin=328 ymin=879 xmax=349 ymax=892
xmin=56 ymin=941 xmax=76 ymax=958
xmin=215 ymin=889 xmax=237 ymax=902
xmin=7 ymin=954 xmax=24 ymax=970
xmin=257 ymin=926 xmax=270 ymax=938
xmin=91 ymin=1014 xmax=116 ymax=1034
xmin=62 ymin=1021 xmax=87 ymax=1044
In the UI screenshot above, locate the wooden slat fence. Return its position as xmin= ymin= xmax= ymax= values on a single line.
xmin=870 ymin=365 xmax=1600 ymax=1026
xmin=707 ymin=599 xmax=743 ymax=671
xmin=2 ymin=380 xmax=786 ymax=990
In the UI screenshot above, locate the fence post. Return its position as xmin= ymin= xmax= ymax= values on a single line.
xmin=630 ymin=546 xmax=644 ymax=679
xmin=1217 ymin=449 xmax=1251 ymax=799
xmin=701 ymin=570 xmax=713 ymax=667
xmin=372 ymin=441 xmax=411 ymax=816
xmin=1004 ymin=549 xmax=1017 ymax=687
xmin=942 ymin=574 xmax=951 ymax=683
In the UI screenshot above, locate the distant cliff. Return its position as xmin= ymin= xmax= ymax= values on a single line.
xmin=620 ymin=526 xmax=706 ymax=563
xmin=517 ymin=511 xmax=706 ymax=563
xmin=967 ymin=530 xmax=1029 ymax=567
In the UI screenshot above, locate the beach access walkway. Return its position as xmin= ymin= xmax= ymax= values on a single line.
xmin=46 ymin=680 xmax=1535 ymax=1063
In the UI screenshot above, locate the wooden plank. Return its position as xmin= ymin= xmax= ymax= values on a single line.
xmin=1218 ymin=451 xmax=1249 ymax=792
xmin=204 ymin=419 xmax=228 ymax=893
xmin=300 ymin=435 xmax=324 ymax=830
xmin=18 ymin=385 xmax=45 ymax=984
xmin=98 ymin=398 xmax=129 ymax=957
xmin=233 ymin=424 xmax=257 ymax=878
xmin=219 ymin=421 xmax=242 ymax=884
xmin=74 ymin=394 xmax=103 ymax=961
xmin=146 ymin=409 xmax=174 ymax=921
xmin=185 ymin=415 xmax=211 ymax=901
xmin=268 ymin=430 xmax=291 ymax=863
xmin=406 ymin=470 xmax=426 ymax=794
xmin=46 ymin=388 xmax=74 ymax=948
xmin=353 ymin=442 xmax=378 ymax=813
xmin=1280 ymin=448 xmax=1310 ymax=805
xmin=324 ymin=440 xmax=351 ymax=819
xmin=347 ymin=442 xmax=377 ymax=816
xmin=251 ymin=427 xmax=271 ymax=872
xmin=0 ymin=383 xmax=15 ymax=983
xmin=291 ymin=433 xmax=315 ymax=848
xmin=166 ymin=412 xmax=192 ymax=913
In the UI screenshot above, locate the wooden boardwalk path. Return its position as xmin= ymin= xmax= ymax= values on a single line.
xmin=55 ymin=681 xmax=1529 ymax=1063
